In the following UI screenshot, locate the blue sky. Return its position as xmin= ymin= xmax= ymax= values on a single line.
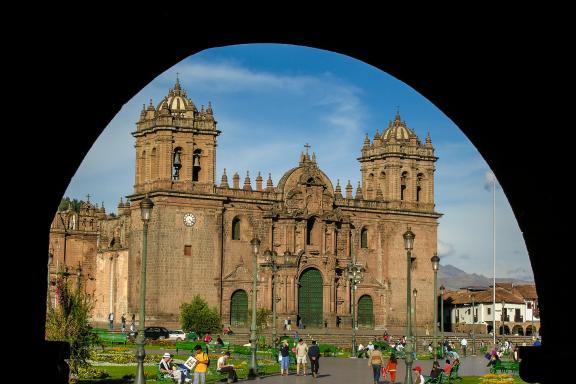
xmin=65 ymin=44 xmax=532 ymax=281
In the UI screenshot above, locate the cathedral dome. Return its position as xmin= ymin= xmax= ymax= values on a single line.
xmin=157 ymin=78 xmax=196 ymax=115
xmin=381 ymin=112 xmax=417 ymax=142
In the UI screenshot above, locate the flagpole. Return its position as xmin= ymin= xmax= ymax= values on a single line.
xmin=492 ymin=172 xmax=496 ymax=347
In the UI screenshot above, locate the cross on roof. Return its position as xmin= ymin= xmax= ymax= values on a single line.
xmin=304 ymin=143 xmax=310 ymax=155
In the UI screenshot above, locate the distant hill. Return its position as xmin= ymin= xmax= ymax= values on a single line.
xmin=438 ymin=264 xmax=533 ymax=291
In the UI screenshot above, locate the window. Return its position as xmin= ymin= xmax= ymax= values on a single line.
xmin=232 ymin=217 xmax=241 ymax=240
xmin=192 ymin=149 xmax=201 ymax=181
xmin=416 ymin=173 xmax=423 ymax=202
xmin=360 ymin=227 xmax=368 ymax=248
xmin=184 ymin=245 xmax=191 ymax=257
xmin=400 ymin=171 xmax=408 ymax=200
xmin=172 ymin=148 xmax=182 ymax=180
xmin=487 ymin=308 xmax=491 ymax=315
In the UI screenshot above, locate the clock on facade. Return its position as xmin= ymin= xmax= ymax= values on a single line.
xmin=183 ymin=213 xmax=196 ymax=227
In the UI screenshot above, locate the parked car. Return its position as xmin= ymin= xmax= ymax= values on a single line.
xmin=144 ymin=326 xmax=170 ymax=340
xmin=168 ymin=329 xmax=186 ymax=341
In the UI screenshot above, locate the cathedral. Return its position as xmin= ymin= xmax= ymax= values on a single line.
xmin=48 ymin=79 xmax=441 ymax=332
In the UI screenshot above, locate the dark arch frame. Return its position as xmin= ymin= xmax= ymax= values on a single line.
xmin=28 ymin=14 xmax=568 ymax=382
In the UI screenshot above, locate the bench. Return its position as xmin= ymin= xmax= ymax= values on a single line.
xmin=424 ymin=371 xmax=445 ymax=384
xmin=176 ymin=341 xmax=202 ymax=354
xmin=446 ymin=363 xmax=462 ymax=383
xmin=490 ymin=360 xmax=519 ymax=375
xmin=94 ymin=332 xmax=128 ymax=345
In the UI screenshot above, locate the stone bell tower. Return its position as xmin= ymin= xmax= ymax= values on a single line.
xmin=358 ymin=111 xmax=436 ymax=210
xmin=132 ymin=77 xmax=220 ymax=194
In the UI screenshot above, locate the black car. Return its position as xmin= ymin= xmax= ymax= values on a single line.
xmin=143 ymin=326 xmax=170 ymax=340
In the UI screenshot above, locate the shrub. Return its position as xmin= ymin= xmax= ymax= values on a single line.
xmin=180 ymin=295 xmax=223 ymax=335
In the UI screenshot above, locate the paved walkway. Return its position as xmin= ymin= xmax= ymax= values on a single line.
xmin=241 ymin=355 xmax=493 ymax=383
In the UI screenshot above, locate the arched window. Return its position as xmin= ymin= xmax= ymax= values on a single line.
xmin=360 ymin=227 xmax=368 ymax=248
xmin=192 ymin=149 xmax=202 ymax=181
xmin=400 ymin=171 xmax=408 ymax=200
xmin=172 ymin=147 xmax=182 ymax=180
xmin=151 ymin=148 xmax=158 ymax=180
xmin=230 ymin=290 xmax=248 ymax=326
xmin=416 ymin=173 xmax=423 ymax=202
xmin=140 ymin=150 xmax=146 ymax=183
xmin=232 ymin=217 xmax=241 ymax=240
xmin=379 ymin=171 xmax=386 ymax=198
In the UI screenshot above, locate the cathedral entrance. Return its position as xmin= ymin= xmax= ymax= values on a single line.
xmin=230 ymin=290 xmax=248 ymax=327
xmin=357 ymin=295 xmax=374 ymax=328
xmin=298 ymin=268 xmax=323 ymax=328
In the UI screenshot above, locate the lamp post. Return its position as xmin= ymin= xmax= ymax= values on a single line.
xmin=47 ymin=252 xmax=53 ymax=307
xmin=76 ymin=264 xmax=82 ymax=293
xmin=347 ymin=261 xmax=364 ymax=357
xmin=471 ymin=292 xmax=476 ymax=355
xmin=413 ymin=288 xmax=418 ymax=354
xmin=403 ymin=228 xmax=415 ymax=384
xmin=501 ymin=300 xmax=506 ymax=345
xmin=263 ymin=250 xmax=279 ymax=348
xmin=430 ymin=253 xmax=440 ymax=357
xmin=248 ymin=238 xmax=261 ymax=380
xmin=135 ymin=195 xmax=153 ymax=384
xmin=440 ymin=284 xmax=445 ymax=354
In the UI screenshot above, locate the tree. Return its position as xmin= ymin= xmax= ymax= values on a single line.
xmin=180 ymin=295 xmax=223 ymax=335
xmin=256 ymin=308 xmax=271 ymax=330
xmin=45 ymin=270 xmax=97 ymax=379
xmin=59 ymin=197 xmax=85 ymax=212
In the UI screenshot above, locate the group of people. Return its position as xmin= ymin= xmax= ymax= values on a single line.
xmin=279 ymin=338 xmax=321 ymax=377
xmin=158 ymin=345 xmax=238 ymax=384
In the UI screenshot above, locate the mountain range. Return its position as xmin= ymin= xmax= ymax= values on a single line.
xmin=438 ymin=264 xmax=534 ymax=291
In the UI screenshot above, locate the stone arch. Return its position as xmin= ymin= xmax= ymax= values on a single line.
xmin=400 ymin=171 xmax=409 ymax=200
xmin=357 ymin=294 xmax=374 ymax=328
xmin=416 ymin=172 xmax=424 ymax=202
xmin=298 ymin=268 xmax=323 ymax=328
xmin=230 ymin=289 xmax=248 ymax=327
xmin=151 ymin=147 xmax=158 ymax=180
xmin=360 ymin=226 xmax=369 ymax=248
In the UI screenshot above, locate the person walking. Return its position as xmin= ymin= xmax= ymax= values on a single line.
xmin=308 ymin=340 xmax=320 ymax=378
xmin=413 ymin=366 xmax=425 ymax=384
xmin=108 ymin=312 xmax=114 ymax=331
xmin=384 ymin=354 xmax=397 ymax=383
xmin=121 ymin=314 xmax=126 ymax=332
xmin=368 ymin=345 xmax=384 ymax=384
xmin=460 ymin=337 xmax=468 ymax=357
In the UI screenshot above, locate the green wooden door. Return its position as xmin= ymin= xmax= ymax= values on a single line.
xmin=230 ymin=290 xmax=248 ymax=327
xmin=298 ymin=268 xmax=323 ymax=327
xmin=357 ymin=295 xmax=374 ymax=328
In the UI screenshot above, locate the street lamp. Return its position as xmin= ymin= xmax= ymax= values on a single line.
xmin=440 ymin=284 xmax=445 ymax=352
xmin=76 ymin=264 xmax=82 ymax=293
xmin=430 ymin=253 xmax=440 ymax=357
xmin=413 ymin=288 xmax=418 ymax=354
xmin=263 ymin=250 xmax=279 ymax=348
xmin=135 ymin=195 xmax=153 ymax=384
xmin=403 ymin=227 xmax=415 ymax=384
xmin=248 ymin=238 xmax=261 ymax=380
xmin=471 ymin=292 xmax=476 ymax=355
xmin=501 ymin=300 xmax=506 ymax=344
xmin=347 ymin=261 xmax=364 ymax=357
xmin=47 ymin=252 xmax=53 ymax=307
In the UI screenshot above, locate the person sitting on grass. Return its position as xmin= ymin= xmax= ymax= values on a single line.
xmin=159 ymin=353 xmax=185 ymax=384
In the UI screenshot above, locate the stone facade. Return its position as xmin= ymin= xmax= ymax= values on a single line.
xmin=48 ymin=80 xmax=441 ymax=332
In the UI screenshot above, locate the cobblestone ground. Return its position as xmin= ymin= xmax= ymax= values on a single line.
xmin=245 ymin=355 xmax=494 ymax=383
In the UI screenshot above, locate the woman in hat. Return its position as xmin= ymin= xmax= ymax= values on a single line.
xmin=280 ymin=339 xmax=290 ymax=376
xmin=159 ymin=353 xmax=185 ymax=383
